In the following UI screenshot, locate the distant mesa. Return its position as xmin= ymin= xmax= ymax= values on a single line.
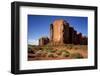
xmin=39 ymin=37 xmax=49 ymax=46
xmin=39 ymin=19 xmax=87 ymax=46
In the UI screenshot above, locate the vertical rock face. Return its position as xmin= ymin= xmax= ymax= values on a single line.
xmin=50 ymin=19 xmax=87 ymax=45
xmin=77 ymin=33 xmax=82 ymax=44
xmin=39 ymin=19 xmax=87 ymax=46
xmin=81 ymin=36 xmax=88 ymax=45
xmin=50 ymin=19 xmax=69 ymax=45
xmin=39 ymin=37 xmax=49 ymax=46
xmin=50 ymin=24 xmax=53 ymax=42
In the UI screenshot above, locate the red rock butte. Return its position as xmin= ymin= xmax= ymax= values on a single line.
xmin=39 ymin=19 xmax=87 ymax=46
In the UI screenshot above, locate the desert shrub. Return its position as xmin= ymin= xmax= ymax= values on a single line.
xmin=28 ymin=53 xmax=36 ymax=58
xmin=40 ymin=51 xmax=47 ymax=57
xmin=60 ymin=50 xmax=66 ymax=52
xmin=66 ymin=44 xmax=73 ymax=50
xmin=61 ymin=51 xmax=70 ymax=57
xmin=43 ymin=45 xmax=53 ymax=50
xmin=28 ymin=48 xmax=32 ymax=53
xmin=47 ymin=53 xmax=55 ymax=58
xmin=70 ymin=53 xmax=83 ymax=59
xmin=28 ymin=48 xmax=35 ymax=54
xmin=43 ymin=47 xmax=49 ymax=50
xmin=41 ymin=53 xmax=47 ymax=57
xmin=60 ymin=50 xmax=69 ymax=53
xmin=56 ymin=50 xmax=70 ymax=57
xmin=74 ymin=47 xmax=78 ymax=50
xmin=38 ymin=47 xmax=43 ymax=50
xmin=56 ymin=51 xmax=62 ymax=55
xmin=35 ymin=50 xmax=43 ymax=57
xmin=33 ymin=47 xmax=40 ymax=51
xmin=47 ymin=50 xmax=56 ymax=53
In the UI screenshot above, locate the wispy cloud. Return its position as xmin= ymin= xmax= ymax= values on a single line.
xmin=28 ymin=39 xmax=39 ymax=45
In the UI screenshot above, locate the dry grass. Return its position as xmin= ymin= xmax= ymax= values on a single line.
xmin=28 ymin=44 xmax=87 ymax=61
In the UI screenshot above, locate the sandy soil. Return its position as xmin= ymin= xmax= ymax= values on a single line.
xmin=28 ymin=45 xmax=88 ymax=61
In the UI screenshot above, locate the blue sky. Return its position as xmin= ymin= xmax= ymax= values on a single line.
xmin=28 ymin=15 xmax=88 ymax=45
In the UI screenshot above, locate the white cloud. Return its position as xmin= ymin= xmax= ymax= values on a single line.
xmin=28 ymin=39 xmax=39 ymax=45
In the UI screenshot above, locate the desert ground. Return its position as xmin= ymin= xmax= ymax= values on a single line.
xmin=28 ymin=44 xmax=88 ymax=61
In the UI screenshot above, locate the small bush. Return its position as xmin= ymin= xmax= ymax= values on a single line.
xmin=61 ymin=51 xmax=70 ymax=57
xmin=70 ymin=53 xmax=83 ymax=59
xmin=66 ymin=44 xmax=73 ymax=50
xmin=56 ymin=51 xmax=62 ymax=55
xmin=47 ymin=50 xmax=56 ymax=53
xmin=44 ymin=46 xmax=53 ymax=50
xmin=47 ymin=53 xmax=55 ymax=58
xmin=35 ymin=50 xmax=43 ymax=57
xmin=33 ymin=47 xmax=40 ymax=50
xmin=28 ymin=48 xmax=35 ymax=54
